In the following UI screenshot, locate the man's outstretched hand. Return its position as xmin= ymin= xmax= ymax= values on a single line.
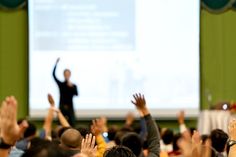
xmin=178 ymin=110 xmax=185 ymax=125
xmin=131 ymin=93 xmax=149 ymax=116
xmin=0 ymin=96 xmax=28 ymax=145
xmin=56 ymin=58 xmax=60 ymax=64
xmin=47 ymin=94 xmax=55 ymax=107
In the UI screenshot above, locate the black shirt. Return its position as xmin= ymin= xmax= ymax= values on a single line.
xmin=53 ymin=64 xmax=78 ymax=107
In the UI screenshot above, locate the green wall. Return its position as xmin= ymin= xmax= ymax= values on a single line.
xmin=0 ymin=9 xmax=28 ymax=118
xmin=200 ymin=10 xmax=236 ymax=109
xmin=1 ymin=8 xmax=236 ymax=119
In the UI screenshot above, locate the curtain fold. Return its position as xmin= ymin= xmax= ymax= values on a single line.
xmin=0 ymin=0 xmax=26 ymax=9
xmin=202 ymin=0 xmax=236 ymax=13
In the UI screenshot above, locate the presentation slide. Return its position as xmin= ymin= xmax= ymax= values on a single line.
xmin=29 ymin=0 xmax=200 ymax=118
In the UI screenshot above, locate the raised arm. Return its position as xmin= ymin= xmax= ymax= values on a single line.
xmin=90 ymin=118 xmax=106 ymax=157
xmin=53 ymin=58 xmax=61 ymax=84
xmin=48 ymin=94 xmax=70 ymax=127
xmin=131 ymin=93 xmax=160 ymax=157
xmin=177 ymin=111 xmax=191 ymax=140
xmin=228 ymin=119 xmax=236 ymax=157
xmin=42 ymin=94 xmax=56 ymax=140
xmin=74 ymin=134 xmax=97 ymax=157
xmin=0 ymin=96 xmax=28 ymax=157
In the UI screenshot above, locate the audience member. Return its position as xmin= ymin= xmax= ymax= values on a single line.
xmin=0 ymin=93 xmax=236 ymax=157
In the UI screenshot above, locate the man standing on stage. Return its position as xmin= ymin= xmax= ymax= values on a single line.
xmin=52 ymin=58 xmax=78 ymax=126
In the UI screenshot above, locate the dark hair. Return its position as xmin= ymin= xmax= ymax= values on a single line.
xmin=108 ymin=125 xmax=118 ymax=141
xmin=201 ymin=134 xmax=209 ymax=145
xmin=24 ymin=122 xmax=37 ymax=138
xmin=210 ymin=129 xmax=228 ymax=153
xmin=58 ymin=127 xmax=71 ymax=138
xmin=114 ymin=130 xmax=129 ymax=145
xmin=104 ymin=146 xmax=136 ymax=157
xmin=189 ymin=127 xmax=196 ymax=136
xmin=76 ymin=126 xmax=90 ymax=138
xmin=162 ymin=129 xmax=174 ymax=145
xmin=114 ymin=126 xmax=134 ymax=145
xmin=173 ymin=133 xmax=182 ymax=151
xmin=121 ymin=132 xmax=142 ymax=157
xmin=22 ymin=139 xmax=67 ymax=157
xmin=64 ymin=69 xmax=71 ymax=74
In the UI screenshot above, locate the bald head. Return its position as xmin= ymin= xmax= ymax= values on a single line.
xmin=61 ymin=128 xmax=82 ymax=150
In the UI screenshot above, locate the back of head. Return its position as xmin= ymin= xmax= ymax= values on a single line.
xmin=210 ymin=129 xmax=228 ymax=153
xmin=108 ymin=125 xmax=118 ymax=141
xmin=114 ymin=130 xmax=129 ymax=145
xmin=104 ymin=146 xmax=136 ymax=157
xmin=162 ymin=129 xmax=174 ymax=145
xmin=172 ymin=133 xmax=182 ymax=151
xmin=24 ymin=122 xmax=37 ymax=139
xmin=201 ymin=134 xmax=210 ymax=145
xmin=15 ymin=121 xmax=37 ymax=151
xmin=58 ymin=127 xmax=71 ymax=138
xmin=22 ymin=139 xmax=67 ymax=157
xmin=121 ymin=132 xmax=142 ymax=157
xmin=114 ymin=127 xmax=133 ymax=145
xmin=76 ymin=126 xmax=90 ymax=138
xmin=61 ymin=128 xmax=82 ymax=150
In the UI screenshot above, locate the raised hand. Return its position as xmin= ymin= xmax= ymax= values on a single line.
xmin=80 ymin=134 xmax=97 ymax=157
xmin=229 ymin=119 xmax=236 ymax=140
xmin=67 ymin=80 xmax=74 ymax=87
xmin=91 ymin=118 xmax=103 ymax=136
xmin=47 ymin=94 xmax=55 ymax=107
xmin=177 ymin=137 xmax=192 ymax=157
xmin=56 ymin=57 xmax=60 ymax=64
xmin=125 ymin=112 xmax=135 ymax=126
xmin=131 ymin=93 xmax=149 ymax=116
xmin=178 ymin=110 xmax=185 ymax=125
xmin=192 ymin=130 xmax=201 ymax=145
xmin=228 ymin=120 xmax=236 ymax=157
xmin=0 ymin=96 xmax=28 ymax=145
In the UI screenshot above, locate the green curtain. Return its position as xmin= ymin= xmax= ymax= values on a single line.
xmin=202 ymin=0 xmax=236 ymax=13
xmin=232 ymin=1 xmax=236 ymax=9
xmin=0 ymin=0 xmax=26 ymax=9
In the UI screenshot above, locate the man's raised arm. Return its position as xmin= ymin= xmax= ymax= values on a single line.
xmin=131 ymin=93 xmax=160 ymax=157
xmin=52 ymin=58 xmax=61 ymax=85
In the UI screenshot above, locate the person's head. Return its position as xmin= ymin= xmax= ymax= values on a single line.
xmin=189 ymin=127 xmax=196 ymax=136
xmin=104 ymin=145 xmax=136 ymax=157
xmin=173 ymin=133 xmax=182 ymax=151
xmin=121 ymin=132 xmax=142 ymax=157
xmin=162 ymin=129 xmax=174 ymax=145
xmin=201 ymin=134 xmax=210 ymax=145
xmin=22 ymin=139 xmax=67 ymax=157
xmin=114 ymin=128 xmax=133 ymax=145
xmin=15 ymin=121 xmax=36 ymax=151
xmin=210 ymin=129 xmax=228 ymax=153
xmin=76 ymin=126 xmax=90 ymax=138
xmin=60 ymin=128 xmax=83 ymax=150
xmin=64 ymin=69 xmax=71 ymax=81
xmin=108 ymin=125 xmax=119 ymax=141
xmin=17 ymin=120 xmax=37 ymax=139
xmin=58 ymin=127 xmax=72 ymax=138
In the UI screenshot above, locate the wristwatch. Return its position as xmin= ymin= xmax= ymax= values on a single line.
xmin=228 ymin=139 xmax=236 ymax=147
xmin=0 ymin=138 xmax=12 ymax=149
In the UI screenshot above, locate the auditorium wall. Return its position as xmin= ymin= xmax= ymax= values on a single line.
xmin=0 ymin=8 xmax=236 ymax=119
